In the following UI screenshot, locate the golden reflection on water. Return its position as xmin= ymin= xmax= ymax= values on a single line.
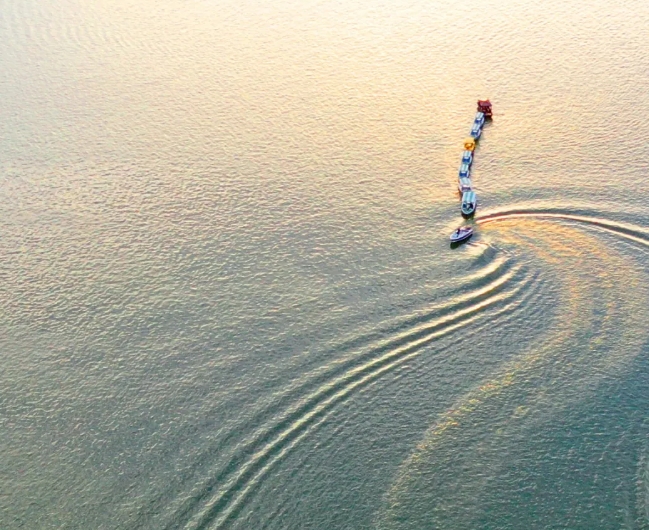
xmin=4 ymin=0 xmax=649 ymax=527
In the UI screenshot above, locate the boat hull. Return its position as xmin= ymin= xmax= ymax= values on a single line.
xmin=450 ymin=228 xmax=473 ymax=243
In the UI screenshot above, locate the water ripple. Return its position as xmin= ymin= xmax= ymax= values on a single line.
xmin=157 ymin=264 xmax=541 ymax=528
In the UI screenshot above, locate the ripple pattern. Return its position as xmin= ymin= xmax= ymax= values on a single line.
xmin=377 ymin=209 xmax=649 ymax=529
xmin=148 ymin=249 xmax=541 ymax=528
xmin=4 ymin=0 xmax=649 ymax=528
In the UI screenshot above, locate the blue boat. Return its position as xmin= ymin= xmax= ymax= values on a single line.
xmin=474 ymin=112 xmax=485 ymax=127
xmin=461 ymin=150 xmax=473 ymax=165
xmin=470 ymin=122 xmax=482 ymax=139
xmin=459 ymin=163 xmax=471 ymax=178
xmin=461 ymin=190 xmax=477 ymax=216
xmin=458 ymin=177 xmax=472 ymax=193
xmin=450 ymin=226 xmax=473 ymax=243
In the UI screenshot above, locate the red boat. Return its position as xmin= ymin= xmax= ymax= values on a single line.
xmin=477 ymin=99 xmax=492 ymax=118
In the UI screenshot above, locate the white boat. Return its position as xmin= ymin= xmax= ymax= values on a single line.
xmin=458 ymin=163 xmax=471 ymax=178
xmin=461 ymin=190 xmax=477 ymax=216
xmin=450 ymin=226 xmax=473 ymax=243
xmin=458 ymin=177 xmax=472 ymax=193
xmin=461 ymin=150 xmax=473 ymax=165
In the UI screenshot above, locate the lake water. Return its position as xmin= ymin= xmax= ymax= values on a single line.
xmin=2 ymin=0 xmax=649 ymax=528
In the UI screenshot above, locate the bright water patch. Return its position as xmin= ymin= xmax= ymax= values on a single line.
xmin=2 ymin=0 xmax=649 ymax=528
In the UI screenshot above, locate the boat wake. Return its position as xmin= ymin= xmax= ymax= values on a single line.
xmin=477 ymin=206 xmax=649 ymax=249
xmin=132 ymin=247 xmax=544 ymax=529
xmin=133 ymin=204 xmax=649 ymax=529
xmin=376 ymin=204 xmax=649 ymax=529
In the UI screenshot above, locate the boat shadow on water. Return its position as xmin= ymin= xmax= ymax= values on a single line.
xmin=450 ymin=237 xmax=472 ymax=250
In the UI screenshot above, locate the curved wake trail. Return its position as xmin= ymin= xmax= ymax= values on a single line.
xmin=194 ymin=273 xmax=543 ymax=529
xmin=477 ymin=207 xmax=649 ymax=248
xmin=236 ymin=273 xmax=554 ymax=529
xmin=377 ymin=212 xmax=649 ymax=529
xmin=154 ymin=255 xmax=538 ymax=529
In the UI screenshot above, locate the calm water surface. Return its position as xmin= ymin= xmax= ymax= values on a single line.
xmin=2 ymin=0 xmax=649 ymax=528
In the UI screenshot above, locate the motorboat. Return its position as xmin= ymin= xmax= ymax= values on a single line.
xmin=458 ymin=177 xmax=472 ymax=193
xmin=458 ymin=163 xmax=471 ymax=178
xmin=461 ymin=190 xmax=477 ymax=216
xmin=450 ymin=226 xmax=473 ymax=243
xmin=474 ymin=112 xmax=485 ymax=127
xmin=470 ymin=122 xmax=482 ymax=139
xmin=461 ymin=150 xmax=473 ymax=165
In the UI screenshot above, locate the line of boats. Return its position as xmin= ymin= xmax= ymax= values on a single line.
xmin=450 ymin=100 xmax=492 ymax=244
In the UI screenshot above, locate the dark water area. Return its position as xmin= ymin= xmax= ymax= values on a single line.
xmin=2 ymin=0 xmax=649 ymax=528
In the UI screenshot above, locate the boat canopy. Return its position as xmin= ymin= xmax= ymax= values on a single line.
xmin=458 ymin=177 xmax=472 ymax=192
xmin=462 ymin=190 xmax=476 ymax=207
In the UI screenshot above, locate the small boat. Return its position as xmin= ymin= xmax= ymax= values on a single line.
xmin=461 ymin=190 xmax=477 ymax=216
xmin=458 ymin=177 xmax=472 ymax=193
xmin=474 ymin=112 xmax=485 ymax=127
xmin=458 ymin=163 xmax=471 ymax=178
xmin=464 ymin=137 xmax=476 ymax=151
xmin=461 ymin=150 xmax=473 ymax=165
xmin=450 ymin=226 xmax=473 ymax=243
xmin=470 ymin=122 xmax=482 ymax=139
xmin=477 ymin=99 xmax=492 ymax=118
